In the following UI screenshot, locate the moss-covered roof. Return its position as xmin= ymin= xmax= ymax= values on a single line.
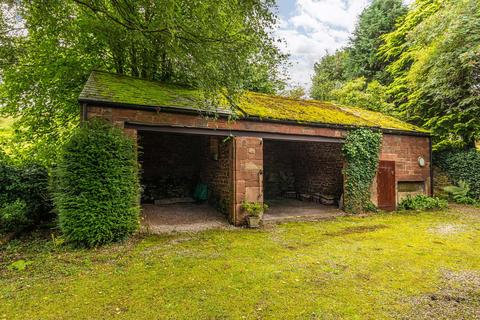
xmin=80 ymin=71 xmax=427 ymax=133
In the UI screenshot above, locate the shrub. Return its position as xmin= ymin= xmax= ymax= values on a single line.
xmin=434 ymin=149 xmax=480 ymax=199
xmin=342 ymin=128 xmax=383 ymax=214
xmin=55 ymin=119 xmax=140 ymax=247
xmin=241 ymin=201 xmax=268 ymax=217
xmin=0 ymin=153 xmax=53 ymax=233
xmin=0 ymin=199 xmax=28 ymax=232
xmin=398 ymin=195 xmax=448 ymax=211
xmin=443 ymin=180 xmax=478 ymax=205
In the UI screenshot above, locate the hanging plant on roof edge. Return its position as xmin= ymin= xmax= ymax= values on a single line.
xmin=342 ymin=128 xmax=382 ymax=214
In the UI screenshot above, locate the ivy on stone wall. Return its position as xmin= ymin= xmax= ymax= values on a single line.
xmin=342 ymin=128 xmax=382 ymax=214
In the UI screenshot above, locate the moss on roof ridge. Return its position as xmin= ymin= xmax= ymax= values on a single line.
xmin=80 ymin=71 xmax=426 ymax=133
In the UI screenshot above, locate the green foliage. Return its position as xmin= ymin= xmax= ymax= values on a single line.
xmin=435 ymin=149 xmax=480 ymax=199
xmin=310 ymin=0 xmax=406 ymax=111
xmin=443 ymin=180 xmax=478 ymax=205
xmin=347 ymin=0 xmax=408 ymax=82
xmin=241 ymin=201 xmax=268 ymax=217
xmin=331 ymin=77 xmax=394 ymax=112
xmin=0 ymin=155 xmax=53 ymax=233
xmin=342 ymin=128 xmax=383 ymax=214
xmin=380 ymin=0 xmax=480 ymax=149
xmin=0 ymin=0 xmax=286 ymax=164
xmin=54 ymin=119 xmax=140 ymax=247
xmin=398 ymin=195 xmax=448 ymax=211
xmin=310 ymin=50 xmax=349 ymax=101
xmin=281 ymin=86 xmax=306 ymax=100
xmin=0 ymin=200 xmax=29 ymax=233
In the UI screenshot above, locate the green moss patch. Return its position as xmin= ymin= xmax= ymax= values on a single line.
xmin=80 ymin=71 xmax=427 ymax=133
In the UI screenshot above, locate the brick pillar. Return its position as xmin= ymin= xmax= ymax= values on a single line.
xmin=123 ymin=127 xmax=137 ymax=143
xmin=233 ymin=136 xmax=263 ymax=226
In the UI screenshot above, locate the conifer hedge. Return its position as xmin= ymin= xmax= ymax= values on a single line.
xmin=55 ymin=119 xmax=140 ymax=247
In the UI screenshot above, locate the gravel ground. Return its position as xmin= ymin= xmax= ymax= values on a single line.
xmin=400 ymin=270 xmax=480 ymax=319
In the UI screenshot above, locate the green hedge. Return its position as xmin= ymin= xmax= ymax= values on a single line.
xmin=342 ymin=128 xmax=383 ymax=213
xmin=434 ymin=149 xmax=480 ymax=199
xmin=0 ymin=152 xmax=53 ymax=233
xmin=55 ymin=120 xmax=140 ymax=247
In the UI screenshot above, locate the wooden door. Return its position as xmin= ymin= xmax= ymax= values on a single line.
xmin=377 ymin=161 xmax=396 ymax=211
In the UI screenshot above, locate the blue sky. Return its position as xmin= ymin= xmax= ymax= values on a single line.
xmin=275 ymin=0 xmax=413 ymax=91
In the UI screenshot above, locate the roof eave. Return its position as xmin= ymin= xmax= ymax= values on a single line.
xmin=78 ymin=98 xmax=234 ymax=118
xmin=79 ymin=98 xmax=430 ymax=137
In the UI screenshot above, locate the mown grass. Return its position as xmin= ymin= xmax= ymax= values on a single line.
xmin=1 ymin=206 xmax=479 ymax=319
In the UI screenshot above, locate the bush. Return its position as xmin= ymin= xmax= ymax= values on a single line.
xmin=0 ymin=152 xmax=53 ymax=233
xmin=443 ymin=180 xmax=478 ymax=205
xmin=398 ymin=195 xmax=448 ymax=211
xmin=435 ymin=149 xmax=480 ymax=199
xmin=0 ymin=199 xmax=29 ymax=232
xmin=54 ymin=119 xmax=140 ymax=247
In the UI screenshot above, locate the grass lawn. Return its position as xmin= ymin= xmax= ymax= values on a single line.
xmin=1 ymin=205 xmax=479 ymax=319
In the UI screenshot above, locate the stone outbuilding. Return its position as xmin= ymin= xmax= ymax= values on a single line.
xmin=79 ymin=71 xmax=432 ymax=226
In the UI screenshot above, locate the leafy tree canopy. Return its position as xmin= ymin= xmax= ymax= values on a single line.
xmin=310 ymin=50 xmax=349 ymax=101
xmin=380 ymin=0 xmax=480 ymax=149
xmin=0 ymin=0 xmax=286 ymax=163
xmin=310 ymin=0 xmax=406 ymax=111
xmin=281 ymin=85 xmax=306 ymax=100
xmin=331 ymin=77 xmax=394 ymax=112
xmin=347 ymin=0 xmax=407 ymax=83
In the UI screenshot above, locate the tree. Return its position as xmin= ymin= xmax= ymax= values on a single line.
xmin=282 ymin=86 xmax=306 ymax=99
xmin=310 ymin=50 xmax=348 ymax=101
xmin=0 ymin=0 xmax=286 ymax=163
xmin=347 ymin=0 xmax=407 ymax=83
xmin=310 ymin=0 xmax=407 ymax=102
xmin=330 ymin=77 xmax=394 ymax=112
xmin=380 ymin=0 xmax=480 ymax=149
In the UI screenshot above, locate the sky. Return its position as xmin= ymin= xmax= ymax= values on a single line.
xmin=275 ymin=0 xmax=413 ymax=91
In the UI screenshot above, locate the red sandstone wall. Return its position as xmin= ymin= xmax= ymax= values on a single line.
xmin=263 ymin=140 xmax=344 ymax=199
xmin=200 ymin=137 xmax=233 ymax=218
xmin=263 ymin=140 xmax=296 ymax=198
xmin=86 ymin=106 xmax=346 ymax=139
xmin=293 ymin=142 xmax=344 ymax=197
xmin=372 ymin=134 xmax=432 ymax=207
xmin=234 ymin=137 xmax=263 ymax=225
xmin=138 ymin=131 xmax=202 ymax=202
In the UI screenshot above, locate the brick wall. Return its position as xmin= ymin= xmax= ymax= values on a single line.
xmin=293 ymin=142 xmax=344 ymax=197
xmin=85 ymin=105 xmax=346 ymax=139
xmin=200 ymin=137 xmax=233 ymax=218
xmin=371 ymin=134 xmax=432 ymax=207
xmin=138 ymin=131 xmax=202 ymax=202
xmin=263 ymin=140 xmax=296 ymax=198
xmin=138 ymin=131 xmax=233 ymax=219
xmin=263 ymin=141 xmax=344 ymax=199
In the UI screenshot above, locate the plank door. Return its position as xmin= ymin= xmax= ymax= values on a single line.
xmin=377 ymin=160 xmax=396 ymax=211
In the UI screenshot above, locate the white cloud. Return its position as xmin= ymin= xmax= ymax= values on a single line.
xmin=276 ymin=0 xmax=370 ymax=92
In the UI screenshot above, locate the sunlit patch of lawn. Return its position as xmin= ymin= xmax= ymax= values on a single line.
xmin=1 ymin=206 xmax=479 ymax=319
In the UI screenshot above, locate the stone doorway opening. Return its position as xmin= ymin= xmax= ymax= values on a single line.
xmin=262 ymin=139 xmax=345 ymax=221
xmin=138 ymin=130 xmax=232 ymax=232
